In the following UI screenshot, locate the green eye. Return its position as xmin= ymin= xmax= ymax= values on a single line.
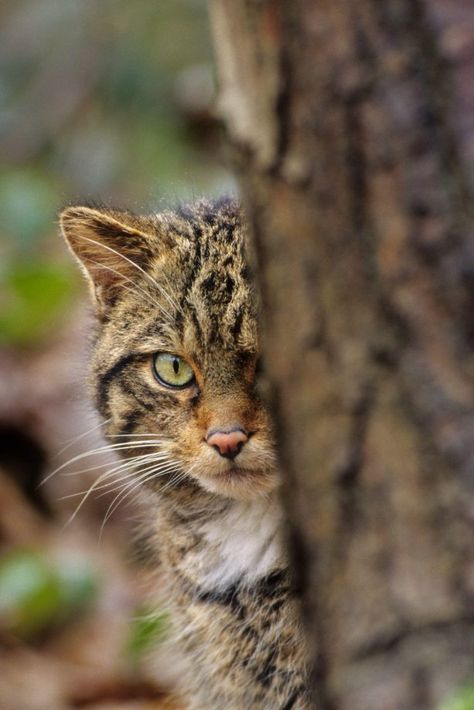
xmin=152 ymin=353 xmax=195 ymax=389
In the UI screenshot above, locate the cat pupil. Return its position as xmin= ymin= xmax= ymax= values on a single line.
xmin=173 ymin=358 xmax=179 ymax=375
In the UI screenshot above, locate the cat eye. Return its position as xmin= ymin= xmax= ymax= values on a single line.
xmin=152 ymin=353 xmax=195 ymax=389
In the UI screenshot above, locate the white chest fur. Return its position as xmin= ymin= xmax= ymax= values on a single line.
xmin=195 ymin=497 xmax=284 ymax=591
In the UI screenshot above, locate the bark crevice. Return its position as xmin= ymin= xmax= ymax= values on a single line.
xmin=351 ymin=615 xmax=474 ymax=662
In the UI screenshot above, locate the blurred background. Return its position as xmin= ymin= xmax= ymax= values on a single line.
xmin=0 ymin=2 xmax=229 ymax=708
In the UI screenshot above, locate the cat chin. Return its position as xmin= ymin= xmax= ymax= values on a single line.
xmin=193 ymin=468 xmax=280 ymax=501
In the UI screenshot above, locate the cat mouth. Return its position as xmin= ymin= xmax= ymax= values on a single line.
xmin=194 ymin=460 xmax=279 ymax=500
xmin=226 ymin=463 xmax=267 ymax=477
xmin=219 ymin=465 xmax=256 ymax=479
xmin=210 ymin=458 xmax=266 ymax=478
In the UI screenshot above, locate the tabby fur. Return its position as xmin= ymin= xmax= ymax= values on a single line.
xmin=60 ymin=198 xmax=309 ymax=709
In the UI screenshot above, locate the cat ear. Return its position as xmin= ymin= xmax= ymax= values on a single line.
xmin=60 ymin=205 xmax=154 ymax=316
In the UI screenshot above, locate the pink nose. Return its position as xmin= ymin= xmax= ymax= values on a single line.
xmin=206 ymin=428 xmax=249 ymax=460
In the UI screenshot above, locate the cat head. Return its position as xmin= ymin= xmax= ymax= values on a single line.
xmin=60 ymin=199 xmax=278 ymax=501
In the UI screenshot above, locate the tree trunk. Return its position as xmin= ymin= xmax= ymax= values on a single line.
xmin=209 ymin=2 xmax=474 ymax=709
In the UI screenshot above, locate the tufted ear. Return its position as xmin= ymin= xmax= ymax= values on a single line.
xmin=60 ymin=206 xmax=155 ymax=317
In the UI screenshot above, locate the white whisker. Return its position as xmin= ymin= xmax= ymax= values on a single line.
xmin=99 ymin=463 xmax=178 ymax=535
xmin=63 ymin=447 xmax=177 ymax=527
xmin=83 ymin=256 xmax=170 ymax=318
xmin=63 ymin=455 xmax=162 ymax=525
xmin=59 ymin=447 xmax=170 ymax=478
xmin=96 ymin=460 xmax=175 ymax=500
xmin=46 ymin=440 xmax=168 ymax=483
xmin=160 ymin=468 xmax=189 ymax=495
xmin=77 ymin=235 xmax=179 ymax=320
xmin=59 ymin=453 xmax=170 ymax=498
xmin=53 ymin=417 xmax=111 ymax=460
xmin=109 ymin=433 xmax=171 ymax=438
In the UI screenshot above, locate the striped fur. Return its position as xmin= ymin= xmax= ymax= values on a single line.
xmin=61 ymin=199 xmax=309 ymax=709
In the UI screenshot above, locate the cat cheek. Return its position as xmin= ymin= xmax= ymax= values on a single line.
xmin=170 ymin=424 xmax=204 ymax=462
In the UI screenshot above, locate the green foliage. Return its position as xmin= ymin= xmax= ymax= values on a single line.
xmin=125 ymin=606 xmax=168 ymax=664
xmin=440 ymin=683 xmax=474 ymax=710
xmin=1 ymin=0 xmax=221 ymax=210
xmin=55 ymin=556 xmax=98 ymax=612
xmin=0 ymin=550 xmax=60 ymax=637
xmin=0 ymin=261 xmax=76 ymax=346
xmin=0 ymin=1 xmax=228 ymax=351
xmin=0 ymin=549 xmax=98 ymax=638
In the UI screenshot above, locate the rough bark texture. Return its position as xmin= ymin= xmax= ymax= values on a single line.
xmin=209 ymin=2 xmax=474 ymax=709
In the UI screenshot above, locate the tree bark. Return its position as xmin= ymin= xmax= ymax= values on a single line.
xmin=209 ymin=2 xmax=474 ymax=709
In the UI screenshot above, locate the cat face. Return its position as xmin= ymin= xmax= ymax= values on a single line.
xmin=61 ymin=200 xmax=278 ymax=501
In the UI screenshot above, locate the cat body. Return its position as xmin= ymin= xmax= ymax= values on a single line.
xmin=153 ymin=493 xmax=307 ymax=708
xmin=61 ymin=199 xmax=309 ymax=709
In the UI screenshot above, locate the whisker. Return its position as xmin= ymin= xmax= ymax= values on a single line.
xmin=95 ymin=460 xmax=176 ymax=500
xmin=60 ymin=457 xmax=169 ymax=479
xmin=155 ymin=266 xmax=182 ymax=314
xmin=160 ymin=469 xmax=189 ymax=495
xmin=83 ymin=257 xmax=170 ymax=319
xmin=54 ymin=417 xmax=111 ymax=459
xmin=99 ymin=463 xmax=178 ymax=535
xmin=63 ymin=468 xmax=131 ymax=524
xmin=60 ymin=448 xmax=170 ymax=478
xmin=77 ymin=235 xmax=178 ymax=320
xmin=59 ymin=454 xmax=170 ymax=498
xmin=45 ymin=441 xmax=168 ymax=483
xmin=108 ymin=433 xmax=172 ymax=438
xmin=63 ymin=455 xmax=164 ymax=525
xmin=63 ymin=448 xmax=176 ymax=526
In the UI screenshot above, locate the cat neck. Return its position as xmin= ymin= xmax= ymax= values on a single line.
xmin=196 ymin=494 xmax=285 ymax=590
xmin=155 ymin=489 xmax=286 ymax=592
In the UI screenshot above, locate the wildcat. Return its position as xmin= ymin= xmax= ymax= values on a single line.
xmin=60 ymin=198 xmax=309 ymax=709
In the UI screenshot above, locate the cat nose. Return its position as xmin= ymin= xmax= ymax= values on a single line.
xmin=206 ymin=427 xmax=249 ymax=460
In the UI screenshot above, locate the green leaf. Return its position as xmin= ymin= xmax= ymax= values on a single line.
xmin=56 ymin=558 xmax=98 ymax=613
xmin=440 ymin=683 xmax=474 ymax=710
xmin=0 ymin=549 xmax=99 ymax=639
xmin=126 ymin=607 xmax=168 ymax=663
xmin=0 ymin=261 xmax=76 ymax=346
xmin=0 ymin=550 xmax=61 ymax=636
